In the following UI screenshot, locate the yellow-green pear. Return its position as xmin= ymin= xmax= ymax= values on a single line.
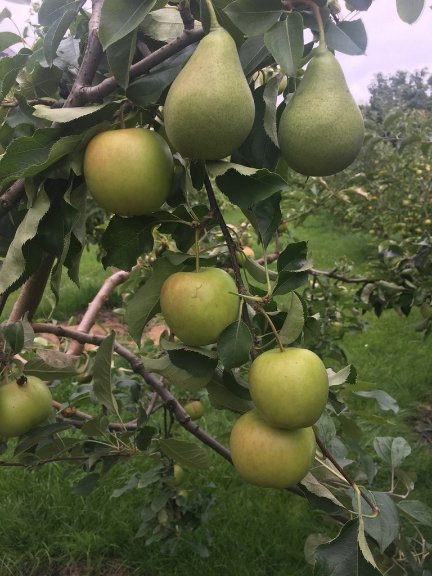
xmin=163 ymin=1 xmax=255 ymax=160
xmin=230 ymin=411 xmax=316 ymax=488
xmin=278 ymin=44 xmax=364 ymax=176
xmin=159 ymin=268 xmax=240 ymax=346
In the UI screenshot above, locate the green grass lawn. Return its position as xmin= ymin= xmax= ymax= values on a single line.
xmin=1 ymin=215 xmax=431 ymax=575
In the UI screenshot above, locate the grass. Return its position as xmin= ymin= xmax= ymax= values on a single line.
xmin=1 ymin=214 xmax=432 ymax=575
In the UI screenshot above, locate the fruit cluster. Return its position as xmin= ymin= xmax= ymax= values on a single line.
xmin=230 ymin=348 xmax=329 ymax=488
xmin=82 ymin=1 xmax=364 ymax=221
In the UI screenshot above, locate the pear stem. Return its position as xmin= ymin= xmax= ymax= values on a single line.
xmin=204 ymin=0 xmax=220 ymax=31
xmin=283 ymin=0 xmax=326 ymax=46
xmin=194 ymin=228 xmax=200 ymax=272
xmin=254 ymin=304 xmax=284 ymax=353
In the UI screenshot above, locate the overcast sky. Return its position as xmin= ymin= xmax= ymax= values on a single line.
xmin=1 ymin=0 xmax=431 ymax=104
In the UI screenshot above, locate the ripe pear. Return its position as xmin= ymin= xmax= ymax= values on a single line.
xmin=278 ymin=44 xmax=364 ymax=176
xmin=163 ymin=2 xmax=255 ymax=160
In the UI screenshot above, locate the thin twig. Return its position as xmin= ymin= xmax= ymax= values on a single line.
xmin=315 ymin=434 xmax=379 ymax=515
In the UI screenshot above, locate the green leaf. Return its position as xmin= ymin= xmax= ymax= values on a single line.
xmin=0 ymin=51 xmax=30 ymax=100
xmin=43 ymin=8 xmax=80 ymax=66
xmin=143 ymin=355 xmax=213 ymax=392
xmin=217 ymin=321 xmax=252 ymax=370
xmin=239 ymin=35 xmax=271 ymax=76
xmin=314 ymin=519 xmax=382 ymax=576
xmin=93 ymin=331 xmax=120 ymax=416
xmin=359 ymin=492 xmax=400 ymax=554
xmin=224 ymin=0 xmax=282 ymax=37
xmin=328 ymin=365 xmax=357 ymax=387
xmin=277 ymin=241 xmax=310 ymax=273
xmin=231 ymin=85 xmax=280 ymax=170
xmin=81 ymin=415 xmax=110 ymax=437
xmin=314 ymin=411 xmax=336 ymax=448
xmin=73 ymin=473 xmax=100 ymax=497
xmin=280 ymin=292 xmax=305 ymax=345
xmin=3 ymin=322 xmax=24 ymax=354
xmin=0 ymin=32 xmax=22 ymax=52
xmin=99 ymin=0 xmax=156 ymax=50
xmin=216 ymin=167 xmax=287 ymax=210
xmin=126 ymin=44 xmax=194 ymax=106
xmin=262 ymin=75 xmax=279 ymax=146
xmin=101 ymin=215 xmax=155 ymax=270
xmin=0 ymin=8 xmax=12 ymax=23
xmin=140 ymin=7 xmax=184 ymax=42
xmin=158 ymin=438 xmax=210 ymax=470
xmin=167 ymin=349 xmax=218 ymax=378
xmin=373 ymin=436 xmax=411 ymax=468
xmin=346 ymin=0 xmax=372 ymax=9
xmin=354 ymin=390 xmax=399 ymax=413
xmin=396 ymin=0 xmax=425 ymax=24
xmin=0 ymin=186 xmax=50 ymax=297
xmin=32 ymin=104 xmax=111 ymax=122
xmin=398 ymin=500 xmax=432 ymax=527
xmin=24 ymin=351 xmax=79 ymax=380
xmin=264 ymin=13 xmax=304 ymax=76
xmin=125 ymin=258 xmax=180 ymax=344
xmin=106 ymin=30 xmax=137 ymax=90
xmin=325 ymin=19 xmax=367 ymax=56
xmin=207 ymin=370 xmax=253 ymax=413
xmin=300 ymin=473 xmax=346 ymax=510
xmin=38 ymin=0 xmax=83 ymax=27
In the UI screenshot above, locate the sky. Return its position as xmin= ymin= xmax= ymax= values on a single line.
xmin=1 ymin=0 xmax=431 ymax=104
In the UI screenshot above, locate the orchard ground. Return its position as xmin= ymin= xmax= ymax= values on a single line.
xmin=1 ymin=212 xmax=431 ymax=576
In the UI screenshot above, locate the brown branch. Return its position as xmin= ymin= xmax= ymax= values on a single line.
xmin=82 ymin=27 xmax=205 ymax=103
xmin=8 ymin=254 xmax=56 ymax=322
xmin=315 ymin=434 xmax=379 ymax=514
xmin=67 ymin=267 xmax=134 ymax=356
xmin=33 ymin=322 xmax=232 ymax=463
xmin=178 ymin=1 xmax=195 ymax=30
xmin=64 ymin=0 xmax=104 ymax=107
xmin=0 ymin=179 xmax=25 ymax=218
xmin=34 ymin=322 xmax=306 ymax=496
xmin=256 ymin=253 xmax=376 ymax=285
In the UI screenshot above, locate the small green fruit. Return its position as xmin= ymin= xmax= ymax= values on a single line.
xmin=0 ymin=376 xmax=52 ymax=438
xmin=230 ymin=411 xmax=316 ymax=488
xmin=184 ymin=400 xmax=204 ymax=421
xmin=83 ymin=128 xmax=173 ymax=216
xmin=160 ymin=268 xmax=240 ymax=346
xmin=249 ymin=348 xmax=329 ymax=430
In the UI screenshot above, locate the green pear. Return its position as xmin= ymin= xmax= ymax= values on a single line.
xmin=163 ymin=1 xmax=255 ymax=160
xmin=159 ymin=268 xmax=239 ymax=346
xmin=230 ymin=410 xmax=316 ymax=488
xmin=278 ymin=44 xmax=364 ymax=176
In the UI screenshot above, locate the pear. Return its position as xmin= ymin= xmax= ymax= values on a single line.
xmin=278 ymin=44 xmax=364 ymax=177
xmin=163 ymin=1 xmax=255 ymax=161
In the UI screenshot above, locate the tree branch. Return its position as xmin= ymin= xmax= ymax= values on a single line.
xmin=67 ymin=267 xmax=134 ymax=356
xmin=64 ymin=0 xmax=104 ymax=107
xmin=8 ymin=254 xmax=56 ymax=322
xmin=33 ymin=322 xmax=232 ymax=463
xmin=81 ymin=27 xmax=205 ymax=103
xmin=0 ymin=179 xmax=25 ymax=219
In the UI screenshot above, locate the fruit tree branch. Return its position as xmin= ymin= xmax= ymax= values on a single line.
xmin=67 ymin=267 xmax=136 ymax=356
xmin=64 ymin=0 xmax=104 ymax=107
xmin=33 ymin=322 xmax=232 ymax=463
xmin=8 ymin=254 xmax=56 ymax=322
xmin=0 ymin=179 xmax=25 ymax=219
xmin=315 ymin=434 xmax=379 ymax=515
xmin=81 ymin=27 xmax=205 ymax=104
